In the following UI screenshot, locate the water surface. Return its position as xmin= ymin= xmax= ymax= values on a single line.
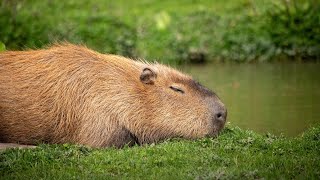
xmin=183 ymin=63 xmax=320 ymax=136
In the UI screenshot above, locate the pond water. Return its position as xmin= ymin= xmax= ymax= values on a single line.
xmin=183 ymin=63 xmax=320 ymax=137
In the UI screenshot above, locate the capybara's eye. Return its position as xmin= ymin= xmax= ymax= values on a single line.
xmin=169 ymin=86 xmax=185 ymax=94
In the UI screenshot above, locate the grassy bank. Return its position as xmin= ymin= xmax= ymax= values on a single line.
xmin=0 ymin=0 xmax=319 ymax=63
xmin=1 ymin=125 xmax=319 ymax=179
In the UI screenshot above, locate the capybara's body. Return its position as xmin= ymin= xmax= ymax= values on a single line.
xmin=0 ymin=44 xmax=226 ymax=148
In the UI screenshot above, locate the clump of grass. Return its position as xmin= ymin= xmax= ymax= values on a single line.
xmin=265 ymin=0 xmax=320 ymax=61
xmin=1 ymin=125 xmax=319 ymax=179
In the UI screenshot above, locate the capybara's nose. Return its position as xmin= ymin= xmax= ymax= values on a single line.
xmin=214 ymin=108 xmax=227 ymax=123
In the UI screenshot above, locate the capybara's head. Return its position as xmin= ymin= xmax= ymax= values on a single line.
xmin=124 ymin=63 xmax=227 ymax=144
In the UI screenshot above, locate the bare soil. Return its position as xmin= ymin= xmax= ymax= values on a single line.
xmin=0 ymin=143 xmax=36 ymax=151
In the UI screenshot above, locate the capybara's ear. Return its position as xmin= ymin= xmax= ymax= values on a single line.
xmin=140 ymin=67 xmax=157 ymax=85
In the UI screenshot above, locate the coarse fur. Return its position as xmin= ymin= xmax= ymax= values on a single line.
xmin=0 ymin=44 xmax=226 ymax=148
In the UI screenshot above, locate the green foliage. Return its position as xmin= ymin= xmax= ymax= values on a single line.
xmin=0 ymin=42 xmax=5 ymax=51
xmin=0 ymin=0 xmax=137 ymax=58
xmin=67 ymin=15 xmax=137 ymax=58
xmin=139 ymin=10 xmax=220 ymax=64
xmin=0 ymin=0 xmax=50 ymax=49
xmin=266 ymin=0 xmax=320 ymax=60
xmin=0 ymin=125 xmax=319 ymax=179
xmin=0 ymin=0 xmax=319 ymax=63
xmin=217 ymin=15 xmax=276 ymax=62
xmin=302 ymin=125 xmax=320 ymax=141
xmin=168 ymin=11 xmax=221 ymax=64
xmin=210 ymin=0 xmax=320 ymax=62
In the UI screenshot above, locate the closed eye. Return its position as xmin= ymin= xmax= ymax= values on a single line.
xmin=169 ymin=86 xmax=185 ymax=94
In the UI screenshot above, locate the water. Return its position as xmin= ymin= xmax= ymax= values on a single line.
xmin=183 ymin=63 xmax=320 ymax=137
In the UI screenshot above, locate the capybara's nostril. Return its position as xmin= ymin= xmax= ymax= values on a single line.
xmin=215 ymin=110 xmax=226 ymax=122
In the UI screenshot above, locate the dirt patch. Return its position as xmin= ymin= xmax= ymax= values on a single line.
xmin=0 ymin=143 xmax=36 ymax=151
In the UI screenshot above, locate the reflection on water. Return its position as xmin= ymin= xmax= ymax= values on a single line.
xmin=183 ymin=63 xmax=320 ymax=137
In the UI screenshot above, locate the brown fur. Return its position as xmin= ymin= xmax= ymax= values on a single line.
xmin=0 ymin=44 xmax=226 ymax=148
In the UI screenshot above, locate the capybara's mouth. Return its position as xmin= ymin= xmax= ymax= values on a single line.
xmin=208 ymin=124 xmax=226 ymax=137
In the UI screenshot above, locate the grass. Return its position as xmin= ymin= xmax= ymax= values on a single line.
xmin=1 ymin=125 xmax=319 ymax=179
xmin=0 ymin=0 xmax=319 ymax=63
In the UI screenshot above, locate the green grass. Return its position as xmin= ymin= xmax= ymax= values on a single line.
xmin=1 ymin=0 xmax=319 ymax=63
xmin=1 ymin=125 xmax=319 ymax=179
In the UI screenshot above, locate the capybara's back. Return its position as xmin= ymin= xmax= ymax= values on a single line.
xmin=0 ymin=44 xmax=227 ymax=148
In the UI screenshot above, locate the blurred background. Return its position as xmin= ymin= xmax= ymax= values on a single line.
xmin=1 ymin=0 xmax=319 ymax=136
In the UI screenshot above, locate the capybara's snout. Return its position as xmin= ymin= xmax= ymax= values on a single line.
xmin=212 ymin=102 xmax=227 ymax=124
xmin=206 ymin=97 xmax=227 ymax=134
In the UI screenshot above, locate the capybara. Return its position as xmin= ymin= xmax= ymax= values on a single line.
xmin=0 ymin=44 xmax=227 ymax=148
